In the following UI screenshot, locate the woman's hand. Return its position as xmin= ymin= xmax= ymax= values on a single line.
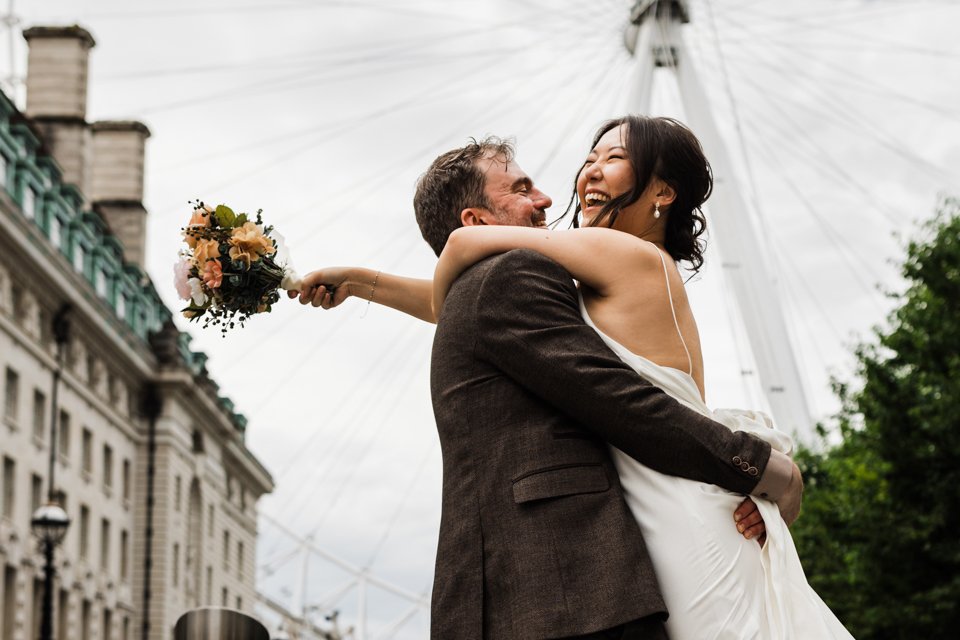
xmin=288 ymin=267 xmax=363 ymax=309
xmin=734 ymin=497 xmax=767 ymax=546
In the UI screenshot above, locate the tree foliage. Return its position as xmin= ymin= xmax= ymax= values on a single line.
xmin=792 ymin=196 xmax=960 ymax=638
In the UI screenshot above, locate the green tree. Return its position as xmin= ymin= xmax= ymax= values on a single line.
xmin=793 ymin=196 xmax=960 ymax=638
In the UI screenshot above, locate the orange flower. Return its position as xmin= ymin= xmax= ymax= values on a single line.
xmin=193 ymin=238 xmax=221 ymax=266
xmin=189 ymin=205 xmax=213 ymax=228
xmin=202 ymin=259 xmax=223 ymax=289
xmin=228 ymin=222 xmax=275 ymax=269
xmin=183 ymin=205 xmax=213 ymax=248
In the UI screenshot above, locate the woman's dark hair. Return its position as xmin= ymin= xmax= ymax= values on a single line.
xmin=563 ymin=115 xmax=713 ymax=273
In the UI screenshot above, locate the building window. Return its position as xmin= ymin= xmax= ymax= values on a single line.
xmin=4 ymin=367 xmax=19 ymax=424
xmin=102 ymin=609 xmax=111 ymax=640
xmin=122 ymin=459 xmax=131 ymax=503
xmin=206 ymin=566 xmax=213 ymax=604
xmin=81 ymin=599 xmax=90 ymax=640
xmin=22 ymin=186 xmax=36 ymax=219
xmin=86 ymin=354 xmax=99 ymax=388
xmin=2 ymin=457 xmax=15 ymax=519
xmin=32 ymin=389 xmax=46 ymax=441
xmin=221 ymin=587 xmax=228 ymax=607
xmin=0 ymin=153 xmax=6 ymax=187
xmin=226 ymin=474 xmax=233 ymax=502
xmin=100 ymin=518 xmax=110 ymax=571
xmin=240 ymin=487 xmax=246 ymax=511
xmin=237 ymin=541 xmax=244 ymax=579
xmin=10 ymin=283 xmax=24 ymax=324
xmin=103 ymin=445 xmax=113 ymax=493
xmin=59 ymin=411 xmax=71 ymax=463
xmin=81 ymin=428 xmax=93 ymax=477
xmin=208 ymin=504 xmax=214 ymax=537
xmin=223 ymin=530 xmax=230 ymax=571
xmin=235 ymin=596 xmax=242 ymax=611
xmin=107 ymin=374 xmax=119 ymax=406
xmin=95 ymin=269 xmax=108 ymax=298
xmin=58 ymin=589 xmax=69 ymax=640
xmin=120 ymin=530 xmax=129 ymax=580
xmin=73 ymin=244 xmax=85 ymax=274
xmin=50 ymin=215 xmax=62 ymax=249
xmin=192 ymin=429 xmax=204 ymax=454
xmin=31 ymin=473 xmax=43 ymax=513
xmin=116 ymin=295 xmax=126 ymax=320
xmin=79 ymin=504 xmax=90 ymax=560
xmin=174 ymin=475 xmax=182 ymax=512
xmin=122 ymin=616 xmax=129 ymax=640
xmin=172 ymin=542 xmax=180 ymax=587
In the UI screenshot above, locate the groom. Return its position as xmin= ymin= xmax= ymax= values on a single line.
xmin=296 ymin=137 xmax=801 ymax=639
xmin=413 ymin=138 xmax=799 ymax=640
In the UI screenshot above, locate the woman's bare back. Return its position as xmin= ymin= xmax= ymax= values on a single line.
xmin=580 ymin=247 xmax=706 ymax=400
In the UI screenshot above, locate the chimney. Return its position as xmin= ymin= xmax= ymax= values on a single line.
xmin=90 ymin=121 xmax=152 ymax=269
xmin=23 ymin=25 xmax=96 ymax=197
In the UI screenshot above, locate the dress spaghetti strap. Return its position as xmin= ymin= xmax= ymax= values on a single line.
xmin=656 ymin=248 xmax=693 ymax=376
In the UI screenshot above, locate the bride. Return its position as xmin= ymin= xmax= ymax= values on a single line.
xmin=296 ymin=115 xmax=852 ymax=638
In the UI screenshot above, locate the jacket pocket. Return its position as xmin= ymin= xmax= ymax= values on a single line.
xmin=512 ymin=463 xmax=610 ymax=504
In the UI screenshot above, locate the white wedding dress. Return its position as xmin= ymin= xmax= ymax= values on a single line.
xmin=579 ymin=251 xmax=853 ymax=640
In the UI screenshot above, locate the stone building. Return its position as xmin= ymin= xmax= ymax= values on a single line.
xmin=0 ymin=25 xmax=274 ymax=639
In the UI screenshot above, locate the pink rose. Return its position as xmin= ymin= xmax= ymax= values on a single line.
xmin=174 ymin=259 xmax=192 ymax=300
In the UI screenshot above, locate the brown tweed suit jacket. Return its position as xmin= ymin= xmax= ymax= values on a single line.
xmin=429 ymin=250 xmax=775 ymax=640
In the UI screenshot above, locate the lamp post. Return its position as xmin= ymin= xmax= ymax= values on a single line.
xmin=30 ymin=503 xmax=70 ymax=640
xmin=31 ymin=304 xmax=71 ymax=640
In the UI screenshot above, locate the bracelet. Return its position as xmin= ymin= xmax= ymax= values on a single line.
xmin=361 ymin=270 xmax=381 ymax=318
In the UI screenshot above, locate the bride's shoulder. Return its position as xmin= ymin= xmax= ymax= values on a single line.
xmin=573 ymin=227 xmax=662 ymax=265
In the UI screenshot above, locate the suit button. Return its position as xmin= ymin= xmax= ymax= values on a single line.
xmin=748 ymin=466 xmax=759 ymax=477
xmin=740 ymin=462 xmax=750 ymax=472
xmin=732 ymin=456 xmax=742 ymax=466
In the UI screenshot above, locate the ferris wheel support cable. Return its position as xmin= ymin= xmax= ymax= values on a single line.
xmin=724 ymin=57 xmax=945 ymax=225
xmin=362 ymin=440 xmax=438 ymax=571
xmin=532 ymin=48 xmax=633 ymax=180
xmin=303 ymin=345 xmax=434 ymax=537
xmin=709 ymin=20 xmax=960 ymax=186
xmin=280 ymin=34 xmax=624 ymax=238
xmin=259 ymin=511 xmax=429 ymax=605
xmin=274 ymin=333 xmax=431 ymax=520
xmin=739 ymin=122 xmax=890 ymax=317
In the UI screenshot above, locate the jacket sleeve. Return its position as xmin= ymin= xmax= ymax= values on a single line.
xmin=473 ymin=249 xmax=792 ymax=498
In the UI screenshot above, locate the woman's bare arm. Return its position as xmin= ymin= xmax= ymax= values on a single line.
xmin=433 ymin=225 xmax=659 ymax=314
xmin=294 ymin=266 xmax=436 ymax=323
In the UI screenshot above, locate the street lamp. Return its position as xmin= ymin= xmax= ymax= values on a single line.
xmin=33 ymin=305 xmax=71 ymax=640
xmin=31 ymin=503 xmax=70 ymax=640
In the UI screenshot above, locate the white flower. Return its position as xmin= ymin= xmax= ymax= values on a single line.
xmin=281 ymin=267 xmax=301 ymax=291
xmin=187 ymin=277 xmax=207 ymax=307
xmin=272 ymin=230 xmax=291 ymax=265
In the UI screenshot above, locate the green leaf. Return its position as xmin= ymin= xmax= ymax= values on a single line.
xmin=235 ymin=213 xmax=248 ymax=227
xmin=215 ymin=204 xmax=237 ymax=227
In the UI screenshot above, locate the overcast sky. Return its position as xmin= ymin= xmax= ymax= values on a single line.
xmin=6 ymin=0 xmax=960 ymax=636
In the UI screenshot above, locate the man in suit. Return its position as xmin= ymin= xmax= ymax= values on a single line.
xmin=412 ymin=138 xmax=801 ymax=639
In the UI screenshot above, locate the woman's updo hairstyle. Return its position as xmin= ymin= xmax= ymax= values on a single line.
xmin=570 ymin=115 xmax=713 ymax=273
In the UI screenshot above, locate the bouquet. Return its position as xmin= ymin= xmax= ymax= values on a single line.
xmin=175 ymin=201 xmax=300 ymax=334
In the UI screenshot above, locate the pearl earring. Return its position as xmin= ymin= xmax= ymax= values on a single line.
xmin=654 ymin=202 xmax=661 ymax=219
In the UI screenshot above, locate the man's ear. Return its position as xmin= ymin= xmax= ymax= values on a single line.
xmin=655 ymin=180 xmax=677 ymax=207
xmin=460 ymin=207 xmax=492 ymax=226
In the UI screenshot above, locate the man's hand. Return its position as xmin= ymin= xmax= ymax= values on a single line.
xmin=734 ymin=497 xmax=766 ymax=546
xmin=776 ymin=462 xmax=804 ymax=526
xmin=286 ymin=267 xmax=355 ymax=309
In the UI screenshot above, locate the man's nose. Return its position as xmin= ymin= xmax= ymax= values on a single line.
xmin=534 ymin=189 xmax=552 ymax=209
